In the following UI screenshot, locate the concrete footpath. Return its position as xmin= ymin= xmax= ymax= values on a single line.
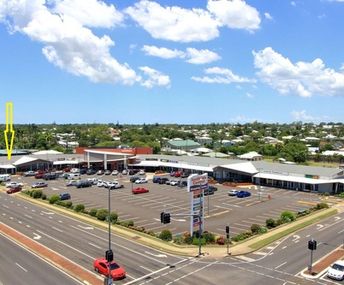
xmin=0 ymin=222 xmax=102 ymax=285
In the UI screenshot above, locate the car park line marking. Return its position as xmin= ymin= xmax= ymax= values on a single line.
xmin=144 ymin=251 xmax=167 ymax=258
xmin=18 ymin=220 xmax=22 ymax=224
xmin=51 ymin=226 xmax=63 ymax=233
xmin=2 ymin=204 xmax=9 ymax=209
xmin=2 ymin=213 xmax=5 ymax=216
xmin=247 ymin=217 xmax=263 ymax=222
xmin=338 ymin=228 xmax=344 ymax=234
xmin=9 ymin=216 xmax=13 ymax=220
xmin=281 ymin=246 xmax=287 ymax=250
xmin=334 ymin=216 xmax=341 ymax=221
xmin=24 ymin=214 xmax=32 ymax=219
xmin=139 ymin=265 xmax=154 ymax=272
xmin=133 ymin=220 xmax=148 ymax=225
xmin=146 ymin=225 xmax=167 ymax=231
xmin=41 ymin=211 xmax=54 ymax=215
xmin=139 ymin=222 xmax=157 ymax=227
xmin=15 ymin=262 xmax=28 ymax=272
xmin=16 ymin=203 xmax=21 ymax=206
xmin=221 ymin=203 xmax=241 ymax=208
xmin=171 ymin=218 xmax=186 ymax=222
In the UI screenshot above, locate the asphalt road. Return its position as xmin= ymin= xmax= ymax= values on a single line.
xmin=0 ymin=233 xmax=82 ymax=285
xmin=15 ymin=174 xmax=324 ymax=237
xmin=1 ymin=190 xmax=342 ymax=285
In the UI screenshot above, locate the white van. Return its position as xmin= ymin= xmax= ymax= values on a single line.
xmin=0 ymin=174 xmax=11 ymax=182
xmin=67 ymin=173 xmax=80 ymax=180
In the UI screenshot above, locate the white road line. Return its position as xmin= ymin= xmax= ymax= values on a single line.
xmin=275 ymin=261 xmax=287 ymax=269
xmin=2 ymin=204 xmax=9 ymax=209
xmin=139 ymin=266 xmax=154 ymax=272
xmin=88 ymin=242 xmax=101 ymax=249
xmin=51 ymin=226 xmax=63 ymax=233
xmin=338 ymin=228 xmax=344 ymax=234
xmin=16 ymin=262 xmax=28 ymax=272
xmin=24 ymin=214 xmax=32 ymax=219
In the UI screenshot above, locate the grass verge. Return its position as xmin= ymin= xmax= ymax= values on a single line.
xmin=249 ymin=209 xmax=337 ymax=251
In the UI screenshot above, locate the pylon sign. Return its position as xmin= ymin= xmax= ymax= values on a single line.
xmin=187 ymin=173 xmax=207 ymax=235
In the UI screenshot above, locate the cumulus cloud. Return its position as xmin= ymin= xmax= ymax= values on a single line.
xmin=142 ymin=45 xmax=185 ymax=59
xmin=192 ymin=67 xmax=254 ymax=84
xmin=53 ymin=0 xmax=123 ymax=28
xmin=264 ymin=12 xmax=273 ymax=20
xmin=253 ymin=47 xmax=344 ymax=97
xmin=207 ymin=0 xmax=261 ymax=31
xmin=139 ymin=66 xmax=171 ymax=88
xmin=126 ymin=0 xmax=261 ymax=43
xmin=142 ymin=45 xmax=220 ymax=64
xmin=291 ymin=110 xmax=320 ymax=122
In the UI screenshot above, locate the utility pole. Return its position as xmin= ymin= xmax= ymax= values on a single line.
xmin=226 ymin=226 xmax=230 ymax=255
xmin=104 ymin=187 xmax=113 ymax=285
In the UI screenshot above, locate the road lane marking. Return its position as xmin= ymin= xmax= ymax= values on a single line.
xmin=144 ymin=251 xmax=167 ymax=258
xmin=15 ymin=263 xmax=28 ymax=272
xmin=338 ymin=228 xmax=344 ymax=234
xmin=139 ymin=266 xmax=154 ymax=272
xmin=77 ymin=225 xmax=94 ymax=230
xmin=24 ymin=214 xmax=32 ymax=219
xmin=88 ymin=242 xmax=101 ymax=249
xmin=33 ymin=233 xmax=41 ymax=240
xmin=275 ymin=261 xmax=287 ymax=269
xmin=51 ymin=226 xmax=63 ymax=233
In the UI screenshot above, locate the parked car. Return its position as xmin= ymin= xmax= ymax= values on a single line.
xmin=66 ymin=180 xmax=78 ymax=187
xmin=86 ymin=169 xmax=96 ymax=175
xmin=6 ymin=182 xmax=23 ymax=188
xmin=23 ymin=170 xmax=36 ymax=177
xmin=0 ymin=174 xmax=11 ymax=182
xmin=79 ymin=168 xmax=87 ymax=175
xmin=181 ymin=172 xmax=189 ymax=178
xmin=152 ymin=177 xmax=161 ymax=183
xmin=128 ymin=169 xmax=139 ymax=175
xmin=6 ymin=186 xmax=22 ymax=194
xmin=208 ymin=185 xmax=218 ymax=192
xmin=70 ymin=168 xmax=80 ymax=173
xmin=158 ymin=177 xmax=169 ymax=184
xmin=174 ymin=171 xmax=182 ymax=177
xmin=59 ymin=193 xmax=71 ymax=200
xmin=135 ymin=178 xmax=148 ymax=184
xmin=138 ymin=169 xmax=145 ymax=175
xmin=97 ymin=181 xmax=106 ymax=187
xmin=327 ymin=260 xmax=344 ymax=281
xmin=76 ymin=180 xmax=93 ymax=188
xmin=204 ymin=187 xmax=215 ymax=196
xmin=93 ymin=258 xmax=126 ymax=280
xmin=67 ymin=173 xmax=80 ymax=180
xmin=170 ymin=180 xmax=179 ymax=186
xmin=35 ymin=172 xmax=45 ymax=179
xmin=122 ymin=169 xmax=128 ymax=175
xmin=236 ymin=190 xmax=251 ymax=198
xmin=43 ymin=173 xmax=57 ymax=180
xmin=96 ymin=170 xmax=104 ymax=175
xmin=132 ymin=187 xmax=149 ymax=194
xmin=228 ymin=189 xmax=238 ymax=196
xmin=129 ymin=176 xmax=140 ymax=183
xmin=109 ymin=183 xmax=124 ymax=190
xmin=111 ymin=170 xmax=119 ymax=176
xmin=177 ymin=181 xmax=187 ymax=187
xmin=31 ymin=182 xmax=48 ymax=188
xmin=104 ymin=170 xmax=111 ymax=175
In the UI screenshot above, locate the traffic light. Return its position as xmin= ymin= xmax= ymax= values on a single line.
xmin=308 ymin=239 xmax=317 ymax=250
xmin=160 ymin=212 xmax=171 ymax=224
xmin=105 ymin=249 xmax=113 ymax=262
xmin=226 ymin=226 xmax=229 ymax=234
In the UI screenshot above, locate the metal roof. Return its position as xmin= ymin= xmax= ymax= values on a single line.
xmin=253 ymin=172 xmax=332 ymax=184
xmin=167 ymin=139 xmax=200 ymax=147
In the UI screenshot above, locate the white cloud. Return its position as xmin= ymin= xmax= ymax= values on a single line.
xmin=192 ymin=66 xmax=255 ymax=84
xmin=142 ymin=45 xmax=185 ymax=59
xmin=142 ymin=45 xmax=220 ymax=64
xmin=291 ymin=1 xmax=296 ymax=6
xmin=125 ymin=0 xmax=219 ymax=42
xmin=185 ymin=48 xmax=221 ymax=64
xmin=126 ymin=0 xmax=261 ymax=43
xmin=207 ymin=0 xmax=261 ymax=31
xmin=264 ymin=12 xmax=273 ymax=21
xmin=139 ymin=66 xmax=171 ymax=88
xmin=246 ymin=92 xmax=254 ymax=98
xmin=253 ymin=47 xmax=344 ymax=97
xmin=230 ymin=115 xmax=260 ymax=123
xmin=291 ymin=110 xmax=316 ymax=121
xmin=1 ymin=0 xmax=175 ymax=87
xmin=53 ymin=0 xmax=123 ymax=28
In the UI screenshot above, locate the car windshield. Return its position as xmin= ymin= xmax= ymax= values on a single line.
xmin=332 ymin=264 xmax=344 ymax=271
xmin=109 ymin=263 xmax=120 ymax=270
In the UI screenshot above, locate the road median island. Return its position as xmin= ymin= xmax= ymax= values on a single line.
xmin=0 ymin=222 xmax=102 ymax=285
xmin=10 ymin=189 xmax=338 ymax=258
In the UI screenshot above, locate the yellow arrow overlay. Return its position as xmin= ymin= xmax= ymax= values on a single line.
xmin=4 ymin=102 xmax=15 ymax=160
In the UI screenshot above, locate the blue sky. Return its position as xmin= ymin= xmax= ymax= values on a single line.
xmin=0 ymin=0 xmax=344 ymax=124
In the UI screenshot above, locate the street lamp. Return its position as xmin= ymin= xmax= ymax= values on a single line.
xmin=105 ymin=187 xmax=113 ymax=285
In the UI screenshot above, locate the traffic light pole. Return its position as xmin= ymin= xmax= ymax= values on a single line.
xmin=107 ymin=187 xmax=112 ymax=285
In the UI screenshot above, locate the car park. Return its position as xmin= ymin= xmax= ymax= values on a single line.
xmin=132 ymin=187 xmax=149 ymax=194
xmin=31 ymin=182 xmax=48 ymax=188
xmin=236 ymin=190 xmax=251 ymax=198
xmin=93 ymin=258 xmax=126 ymax=280
xmin=130 ymin=176 xmax=140 ymax=183
xmin=327 ymin=260 xmax=344 ymax=281
xmin=59 ymin=193 xmax=71 ymax=200
xmin=228 ymin=189 xmax=238 ymax=196
xmin=135 ymin=178 xmax=148 ymax=184
xmin=109 ymin=182 xmax=124 ymax=190
xmin=181 ymin=173 xmax=189 ymax=178
xmin=6 ymin=186 xmax=22 ymax=194
xmin=23 ymin=170 xmax=36 ymax=177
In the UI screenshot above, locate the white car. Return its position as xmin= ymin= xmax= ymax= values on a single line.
xmin=139 ymin=169 xmax=145 ymax=175
xmin=228 ymin=189 xmax=238 ymax=196
xmin=6 ymin=182 xmax=23 ymax=188
xmin=122 ymin=169 xmax=128 ymax=175
xmin=327 ymin=260 xmax=344 ymax=281
xmin=135 ymin=178 xmax=148 ymax=184
xmin=170 ymin=180 xmax=179 ymax=186
xmin=111 ymin=170 xmax=119 ymax=176
xmin=97 ymin=181 xmax=106 ymax=187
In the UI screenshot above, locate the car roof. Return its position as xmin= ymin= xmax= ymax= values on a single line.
xmin=333 ymin=260 xmax=344 ymax=266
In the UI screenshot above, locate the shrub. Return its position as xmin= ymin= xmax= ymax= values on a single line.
xmin=173 ymin=235 xmax=183 ymax=245
xmin=182 ymin=232 xmax=193 ymax=244
xmin=266 ymin=218 xmax=276 ymax=229
xmin=65 ymin=201 xmax=73 ymax=208
xmin=315 ymin=202 xmax=329 ymax=210
xmin=23 ymin=190 xmax=31 ymax=196
xmin=202 ymin=231 xmax=216 ymax=244
xmin=41 ymin=194 xmax=47 ymax=200
xmin=147 ymin=230 xmax=156 ymax=237
xmin=127 ymin=220 xmax=134 ymax=227
xmin=216 ymin=236 xmax=225 ymax=245
xmin=250 ymin=224 xmax=262 ymax=235
xmin=96 ymin=209 xmax=109 ymax=221
xmin=258 ymin=226 xmax=268 ymax=234
xmin=49 ymin=195 xmax=60 ymax=204
xmin=89 ymin=208 xmax=98 ymax=217
xmin=74 ymin=204 xmax=85 ymax=213
xmin=32 ymin=190 xmax=43 ymax=199
xmin=109 ymin=212 xmax=118 ymax=224
xmin=159 ymin=230 xmax=172 ymax=241
xmin=192 ymin=237 xmax=206 ymax=246
xmin=280 ymin=211 xmax=296 ymax=222
xmin=56 ymin=201 xmax=66 ymax=207
xmin=275 ymin=218 xmax=285 ymax=226
xmin=339 ymin=192 xmax=344 ymax=198
xmin=232 ymin=231 xmax=253 ymax=242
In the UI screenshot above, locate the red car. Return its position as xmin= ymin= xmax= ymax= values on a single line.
xmin=93 ymin=258 xmax=126 ymax=280
xmin=174 ymin=171 xmax=182 ymax=177
xmin=6 ymin=186 xmax=22 ymax=194
xmin=132 ymin=187 xmax=149 ymax=194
